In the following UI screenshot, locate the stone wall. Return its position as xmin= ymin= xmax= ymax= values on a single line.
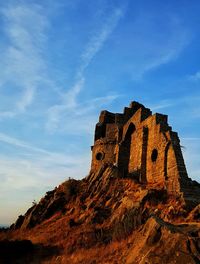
xmin=90 ymin=101 xmax=190 ymax=197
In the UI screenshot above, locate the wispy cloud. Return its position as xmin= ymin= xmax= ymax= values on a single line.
xmin=66 ymin=7 xmax=124 ymax=105
xmin=149 ymin=100 xmax=175 ymax=111
xmin=0 ymin=152 xmax=90 ymax=224
xmin=147 ymin=94 xmax=200 ymax=117
xmin=80 ymin=8 xmax=124 ymax=72
xmin=46 ymin=93 xmax=120 ymax=134
xmin=0 ymin=132 xmax=45 ymax=152
xmin=0 ymin=3 xmax=48 ymax=117
xmin=188 ymin=71 xmax=200 ymax=81
xmin=47 ymin=6 xmax=125 ymax=132
xmin=119 ymin=13 xmax=191 ymax=80
xmin=182 ymin=137 xmax=200 ymax=141
xmin=0 ymin=132 xmax=89 ymax=166
xmin=0 ymin=131 xmax=90 ymax=224
xmin=142 ymin=29 xmax=188 ymax=74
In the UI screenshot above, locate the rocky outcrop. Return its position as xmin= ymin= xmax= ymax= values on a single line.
xmin=12 ymin=179 xmax=80 ymax=230
xmin=0 ymin=164 xmax=199 ymax=263
xmin=1 ymin=101 xmax=200 ymax=263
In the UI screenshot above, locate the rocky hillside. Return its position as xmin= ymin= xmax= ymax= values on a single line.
xmin=0 ymin=164 xmax=200 ymax=263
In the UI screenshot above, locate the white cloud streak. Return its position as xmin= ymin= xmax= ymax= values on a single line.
xmin=149 ymin=100 xmax=175 ymax=111
xmin=47 ymin=6 xmax=124 ymax=132
xmin=119 ymin=14 xmax=191 ymax=80
xmin=0 ymin=3 xmax=48 ymax=117
xmin=0 ymin=132 xmax=89 ymax=166
xmin=80 ymin=8 xmax=123 ymax=72
xmin=188 ymin=71 xmax=200 ymax=81
xmin=0 ymin=152 xmax=90 ymax=225
xmin=46 ymin=94 xmax=120 ymax=134
xmin=0 ymin=131 xmax=91 ymax=224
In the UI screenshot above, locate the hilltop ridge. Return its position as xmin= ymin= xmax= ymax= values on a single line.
xmin=0 ymin=101 xmax=200 ymax=264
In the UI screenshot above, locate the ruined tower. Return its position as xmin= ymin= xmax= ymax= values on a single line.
xmin=90 ymin=101 xmax=191 ymax=197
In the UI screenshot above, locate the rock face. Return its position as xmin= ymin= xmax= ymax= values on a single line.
xmin=1 ymin=101 xmax=200 ymax=264
xmin=5 ymin=165 xmax=200 ymax=263
xmin=91 ymin=101 xmax=200 ymax=207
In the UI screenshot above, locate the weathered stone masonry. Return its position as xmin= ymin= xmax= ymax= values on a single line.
xmin=90 ymin=101 xmax=199 ymax=201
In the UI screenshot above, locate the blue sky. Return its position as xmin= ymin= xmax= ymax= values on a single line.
xmin=0 ymin=0 xmax=200 ymax=225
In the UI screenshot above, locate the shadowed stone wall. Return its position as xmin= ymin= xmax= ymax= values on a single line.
xmin=90 ymin=101 xmax=189 ymax=196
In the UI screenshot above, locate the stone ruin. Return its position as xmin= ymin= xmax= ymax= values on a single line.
xmin=90 ymin=101 xmax=200 ymax=206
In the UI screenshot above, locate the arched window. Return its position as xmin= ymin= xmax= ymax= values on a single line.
xmin=124 ymin=123 xmax=136 ymax=141
xmin=119 ymin=123 xmax=136 ymax=177
xmin=151 ymin=149 xmax=158 ymax=162
xmin=164 ymin=142 xmax=171 ymax=180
